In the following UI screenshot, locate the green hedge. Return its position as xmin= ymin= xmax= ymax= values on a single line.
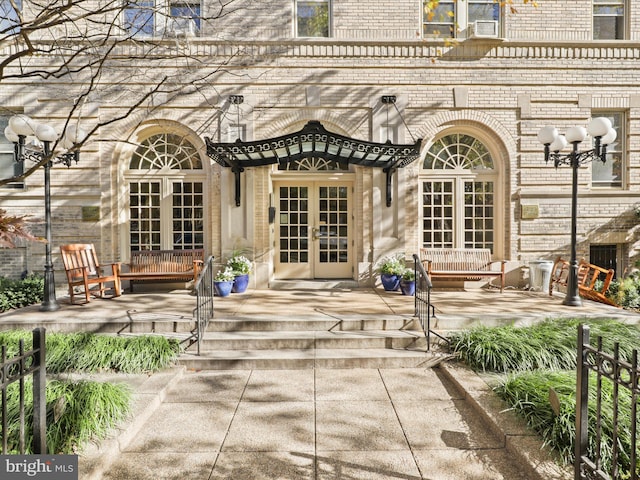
xmin=0 ymin=274 xmax=44 ymax=312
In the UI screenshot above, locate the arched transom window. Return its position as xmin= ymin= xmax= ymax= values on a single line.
xmin=424 ymin=133 xmax=494 ymax=171
xmin=278 ymin=156 xmax=349 ymax=171
xmin=421 ymin=132 xmax=499 ymax=252
xmin=130 ymin=133 xmax=203 ymax=170
xmin=126 ymin=132 xmax=205 ymax=251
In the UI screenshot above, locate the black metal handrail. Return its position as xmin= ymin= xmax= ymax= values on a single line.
xmin=193 ymin=255 xmax=215 ymax=356
xmin=1 ymin=327 xmax=46 ymax=454
xmin=412 ymin=254 xmax=447 ymax=351
xmin=576 ymin=324 xmax=639 ymax=480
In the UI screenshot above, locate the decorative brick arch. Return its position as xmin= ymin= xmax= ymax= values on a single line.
xmin=111 ymin=117 xmax=212 ymax=184
xmin=413 ymin=110 xmax=516 ymax=174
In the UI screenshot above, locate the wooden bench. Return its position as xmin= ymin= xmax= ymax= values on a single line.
xmin=60 ymin=244 xmax=122 ymax=304
xmin=420 ymin=248 xmax=506 ymax=292
xmin=549 ymin=257 xmax=616 ymax=306
xmin=118 ymin=249 xmax=204 ymax=291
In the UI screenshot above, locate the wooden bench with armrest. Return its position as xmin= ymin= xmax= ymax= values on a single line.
xmin=118 ymin=249 xmax=204 ymax=291
xmin=419 ymin=248 xmax=506 ymax=293
xmin=60 ymin=244 xmax=122 ymax=304
xmin=549 ymin=257 xmax=616 ymax=306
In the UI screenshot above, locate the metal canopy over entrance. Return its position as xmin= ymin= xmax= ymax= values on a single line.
xmin=204 ymin=120 xmax=422 ymax=207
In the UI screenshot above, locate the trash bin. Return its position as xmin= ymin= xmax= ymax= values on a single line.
xmin=529 ymin=260 xmax=554 ymax=291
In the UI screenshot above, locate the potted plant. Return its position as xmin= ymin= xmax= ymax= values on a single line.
xmin=227 ymin=254 xmax=252 ymax=293
xmin=399 ymin=267 xmax=416 ymax=296
xmin=214 ymin=266 xmax=235 ymax=297
xmin=379 ymin=254 xmax=404 ymax=291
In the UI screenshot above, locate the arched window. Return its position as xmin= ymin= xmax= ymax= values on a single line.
xmin=126 ymin=132 xmax=205 ymax=251
xmin=129 ymin=133 xmax=202 ymax=170
xmin=420 ymin=132 xmax=499 ymax=252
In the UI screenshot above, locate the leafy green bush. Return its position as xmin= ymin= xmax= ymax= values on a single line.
xmin=0 ymin=274 xmax=44 ymax=312
xmin=606 ymin=274 xmax=640 ymax=309
xmin=2 ymin=378 xmax=130 ymax=454
xmin=448 ymin=318 xmax=640 ymax=373
xmin=0 ymin=331 xmax=181 ymax=373
xmin=495 ymin=370 xmax=639 ymax=477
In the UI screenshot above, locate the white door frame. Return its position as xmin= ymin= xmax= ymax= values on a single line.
xmin=273 ymin=178 xmax=354 ymax=279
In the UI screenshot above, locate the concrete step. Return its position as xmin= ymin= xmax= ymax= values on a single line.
xmin=196 ymin=329 xmax=426 ymax=350
xmin=205 ymin=315 xmax=418 ymax=332
xmin=180 ymin=314 xmax=432 ymax=369
xmin=432 ymin=310 xmax=638 ymax=331
xmin=177 ymin=347 xmax=445 ymax=370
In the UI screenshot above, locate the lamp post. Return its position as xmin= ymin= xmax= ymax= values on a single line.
xmin=4 ymin=115 xmax=84 ymax=312
xmin=537 ymin=118 xmax=617 ymax=307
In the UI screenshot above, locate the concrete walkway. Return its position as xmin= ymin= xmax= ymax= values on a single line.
xmin=87 ymin=366 xmax=567 ymax=480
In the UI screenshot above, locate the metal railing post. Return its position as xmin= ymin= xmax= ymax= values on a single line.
xmin=575 ymin=324 xmax=590 ymax=480
xmin=32 ymin=327 xmax=46 ymax=454
xmin=412 ymin=254 xmax=447 ymax=352
xmin=0 ymin=327 xmax=47 ymax=455
xmin=193 ymin=256 xmax=215 ymax=356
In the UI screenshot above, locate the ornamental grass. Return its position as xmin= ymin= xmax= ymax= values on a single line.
xmin=2 ymin=379 xmax=131 ymax=454
xmin=495 ymin=370 xmax=639 ymax=477
xmin=448 ymin=318 xmax=640 ymax=373
xmin=0 ymin=331 xmax=181 ymax=373
xmin=0 ymin=332 xmax=181 ymax=454
xmin=448 ymin=318 xmax=640 ymax=477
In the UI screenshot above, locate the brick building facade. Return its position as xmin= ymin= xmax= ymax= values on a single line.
xmin=1 ymin=0 xmax=639 ymax=289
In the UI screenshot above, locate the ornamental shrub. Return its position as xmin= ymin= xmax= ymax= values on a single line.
xmin=0 ymin=274 xmax=44 ymax=312
xmin=606 ymin=274 xmax=640 ymax=309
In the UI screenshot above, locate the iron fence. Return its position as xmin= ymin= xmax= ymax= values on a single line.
xmin=1 ymin=327 xmax=46 ymax=454
xmin=193 ymin=255 xmax=215 ymax=355
xmin=576 ymin=324 xmax=639 ymax=480
xmin=412 ymin=254 xmax=447 ymax=351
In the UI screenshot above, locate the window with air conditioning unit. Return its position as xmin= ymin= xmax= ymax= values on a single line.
xmin=468 ymin=20 xmax=499 ymax=39
xmin=167 ymin=17 xmax=197 ymax=37
xmin=423 ymin=0 xmax=501 ymax=39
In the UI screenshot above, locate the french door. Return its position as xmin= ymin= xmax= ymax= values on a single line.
xmin=274 ymin=181 xmax=352 ymax=279
xmin=421 ymin=177 xmax=495 ymax=251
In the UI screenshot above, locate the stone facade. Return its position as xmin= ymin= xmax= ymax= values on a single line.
xmin=1 ymin=0 xmax=640 ymax=288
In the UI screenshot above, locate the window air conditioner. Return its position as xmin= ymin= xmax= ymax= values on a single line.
xmin=167 ymin=17 xmax=197 ymax=37
xmin=468 ymin=20 xmax=499 ymax=39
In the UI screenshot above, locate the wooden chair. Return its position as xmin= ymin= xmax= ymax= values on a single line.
xmin=60 ymin=244 xmax=122 ymax=304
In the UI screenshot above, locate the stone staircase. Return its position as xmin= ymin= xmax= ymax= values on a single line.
xmin=177 ymin=314 xmax=440 ymax=370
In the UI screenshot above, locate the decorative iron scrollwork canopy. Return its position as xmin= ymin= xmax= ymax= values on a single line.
xmin=204 ymin=120 xmax=422 ymax=206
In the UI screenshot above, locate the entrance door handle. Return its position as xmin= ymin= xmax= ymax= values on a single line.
xmin=312 ymin=227 xmax=322 ymax=239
